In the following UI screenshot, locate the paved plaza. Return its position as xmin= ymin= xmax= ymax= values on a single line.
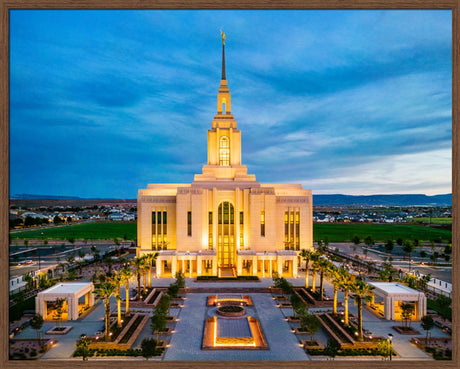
xmin=10 ymin=275 xmax=450 ymax=361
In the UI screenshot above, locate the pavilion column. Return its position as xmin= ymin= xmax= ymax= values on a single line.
xmin=197 ymin=255 xmax=202 ymax=276
xmin=189 ymin=259 xmax=192 ymax=278
xmin=277 ymin=257 xmax=283 ymax=278
xmin=292 ymin=256 xmax=298 ymax=278
xmin=237 ymin=256 xmax=242 ymax=276
xmin=156 ymin=256 xmax=162 ymax=277
xmin=212 ymin=256 xmax=218 ymax=276
xmin=68 ymin=297 xmax=77 ymax=321
xmin=171 ymin=256 xmax=177 ymax=277
xmin=252 ymin=256 xmax=257 ymax=276
xmin=268 ymin=260 xmax=272 ymax=278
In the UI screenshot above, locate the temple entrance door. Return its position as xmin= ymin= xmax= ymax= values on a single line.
xmin=217 ymin=202 xmax=235 ymax=270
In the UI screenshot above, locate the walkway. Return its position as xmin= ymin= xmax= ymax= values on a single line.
xmin=163 ymin=292 xmax=309 ymax=361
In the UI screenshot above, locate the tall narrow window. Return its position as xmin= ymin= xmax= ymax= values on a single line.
xmin=239 ymin=212 xmax=244 ymax=249
xmin=208 ymin=212 xmax=213 ymax=249
xmin=295 ymin=212 xmax=300 ymax=250
xmin=152 ymin=211 xmax=167 ymax=249
xmin=284 ymin=211 xmax=289 ymax=248
xmin=187 ymin=211 xmax=192 ymax=236
xmin=219 ymin=136 xmax=230 ymax=166
xmin=260 ymin=210 xmax=265 ymax=237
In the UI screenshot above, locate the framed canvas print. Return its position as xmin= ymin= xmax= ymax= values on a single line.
xmin=2 ymin=1 xmax=457 ymax=368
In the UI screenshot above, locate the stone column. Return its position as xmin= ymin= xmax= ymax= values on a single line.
xmin=268 ymin=260 xmax=272 ymax=278
xmin=156 ymin=256 xmax=162 ymax=277
xmin=68 ymin=297 xmax=76 ymax=320
xmin=292 ymin=256 xmax=298 ymax=278
xmin=197 ymin=255 xmax=202 ymax=276
xmin=212 ymin=256 xmax=218 ymax=276
xmin=171 ymin=256 xmax=177 ymax=277
xmin=277 ymin=257 xmax=283 ymax=278
xmin=252 ymin=255 xmax=257 ymax=276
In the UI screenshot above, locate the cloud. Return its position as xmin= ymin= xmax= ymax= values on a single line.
xmin=9 ymin=9 xmax=452 ymax=198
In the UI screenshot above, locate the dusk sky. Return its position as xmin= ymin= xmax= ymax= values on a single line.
xmin=10 ymin=10 xmax=452 ymax=199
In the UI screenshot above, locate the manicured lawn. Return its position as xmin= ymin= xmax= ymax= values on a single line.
xmin=313 ymin=223 xmax=451 ymax=242
xmin=10 ymin=221 xmax=451 ymax=243
xmin=10 ymin=222 xmax=137 ymax=240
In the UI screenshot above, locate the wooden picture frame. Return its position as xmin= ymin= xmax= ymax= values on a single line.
xmin=1 ymin=1 xmax=458 ymax=368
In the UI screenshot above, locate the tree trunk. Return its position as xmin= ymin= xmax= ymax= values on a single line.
xmin=344 ymin=291 xmax=349 ymax=325
xmin=117 ymin=297 xmax=121 ymax=327
xmin=312 ymin=271 xmax=316 ymax=293
xmin=305 ymin=262 xmax=309 ymax=288
xmin=357 ymin=297 xmax=363 ymax=341
xmin=148 ymin=266 xmax=152 ymax=288
xmin=333 ymin=286 xmax=337 ymax=314
xmin=105 ymin=300 xmax=110 ymax=341
xmin=125 ymin=281 xmax=130 ymax=315
xmin=320 ymin=272 xmax=324 ymax=300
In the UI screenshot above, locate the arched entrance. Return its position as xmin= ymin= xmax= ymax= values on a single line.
xmin=218 ymin=202 xmax=235 ymax=273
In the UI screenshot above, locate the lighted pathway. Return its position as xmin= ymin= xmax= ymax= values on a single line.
xmin=163 ymin=292 xmax=309 ymax=361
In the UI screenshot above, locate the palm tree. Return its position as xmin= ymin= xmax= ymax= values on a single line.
xmin=338 ymin=268 xmax=355 ymax=325
xmin=350 ymin=278 xmax=374 ymax=342
xmin=326 ymin=264 xmax=342 ymax=315
xmin=317 ymin=258 xmax=331 ymax=301
xmin=299 ymin=249 xmax=313 ymax=288
xmin=120 ymin=266 xmax=133 ymax=316
xmin=110 ymin=270 xmax=124 ymax=327
xmin=132 ymin=256 xmax=146 ymax=300
xmin=93 ymin=281 xmax=116 ymax=341
xmin=310 ymin=252 xmax=321 ymax=293
xmin=144 ymin=252 xmax=158 ymax=288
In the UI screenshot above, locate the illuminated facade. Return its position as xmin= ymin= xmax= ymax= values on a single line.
xmin=137 ymin=35 xmax=313 ymax=278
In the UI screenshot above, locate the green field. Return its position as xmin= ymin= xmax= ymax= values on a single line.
xmin=10 ymin=221 xmax=452 ymax=243
xmin=313 ymin=223 xmax=451 ymax=242
xmin=413 ymin=217 xmax=452 ymax=224
xmin=10 ymin=222 xmax=137 ymax=241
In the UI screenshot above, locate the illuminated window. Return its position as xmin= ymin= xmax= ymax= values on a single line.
xmin=209 ymin=212 xmax=213 ymax=249
xmin=152 ymin=210 xmax=167 ymax=249
xmin=284 ymin=209 xmax=300 ymax=250
xmin=239 ymin=212 xmax=244 ymax=249
xmin=219 ymin=136 xmax=230 ymax=166
xmin=187 ymin=211 xmax=192 ymax=236
xmin=295 ymin=212 xmax=300 ymax=250
xmin=260 ymin=210 xmax=265 ymax=237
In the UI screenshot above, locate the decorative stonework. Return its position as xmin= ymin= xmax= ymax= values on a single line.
xmin=138 ymin=196 xmax=176 ymax=203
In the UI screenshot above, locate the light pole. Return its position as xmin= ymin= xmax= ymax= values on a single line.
xmin=388 ymin=333 xmax=394 ymax=361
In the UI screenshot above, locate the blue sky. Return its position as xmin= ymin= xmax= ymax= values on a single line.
xmin=10 ymin=9 xmax=452 ymax=198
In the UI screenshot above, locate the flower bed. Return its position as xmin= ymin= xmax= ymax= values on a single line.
xmin=119 ymin=315 xmax=145 ymax=344
xmin=216 ymin=305 xmax=246 ymax=317
xmin=392 ymin=326 xmax=420 ymax=335
xmin=306 ymin=347 xmax=386 ymax=356
xmin=46 ymin=326 xmax=72 ymax=335
xmin=10 ymin=339 xmax=54 ymax=360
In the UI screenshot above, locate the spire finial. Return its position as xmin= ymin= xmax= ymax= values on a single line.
xmin=220 ymin=29 xmax=225 ymax=45
xmin=220 ymin=30 xmax=226 ymax=80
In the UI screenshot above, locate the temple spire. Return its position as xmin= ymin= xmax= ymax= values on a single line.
xmin=220 ymin=30 xmax=226 ymax=80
